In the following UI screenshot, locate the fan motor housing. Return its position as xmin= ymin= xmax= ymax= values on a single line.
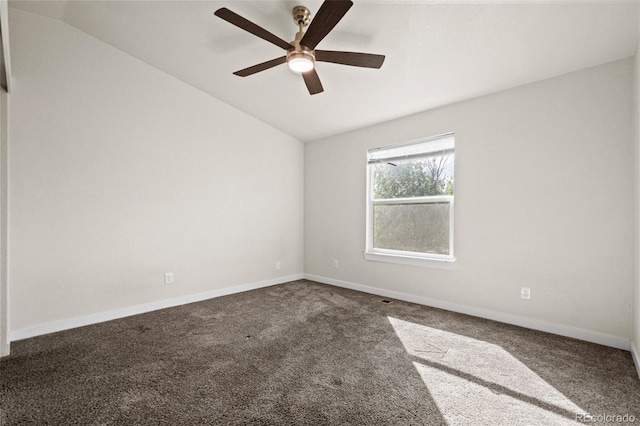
xmin=287 ymin=45 xmax=314 ymax=58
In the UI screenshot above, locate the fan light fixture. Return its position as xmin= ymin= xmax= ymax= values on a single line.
xmin=287 ymin=52 xmax=314 ymax=73
xmin=214 ymin=1 xmax=386 ymax=95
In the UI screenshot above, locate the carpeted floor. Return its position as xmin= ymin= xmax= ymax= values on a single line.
xmin=1 ymin=279 xmax=639 ymax=425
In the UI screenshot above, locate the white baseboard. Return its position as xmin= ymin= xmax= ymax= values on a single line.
xmin=10 ymin=274 xmax=304 ymax=342
xmin=305 ymin=274 xmax=631 ymax=351
xmin=631 ymin=341 xmax=640 ymax=379
xmin=10 ymin=272 xmax=633 ymax=355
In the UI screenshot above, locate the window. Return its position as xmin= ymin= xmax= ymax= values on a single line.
xmin=365 ymin=133 xmax=455 ymax=265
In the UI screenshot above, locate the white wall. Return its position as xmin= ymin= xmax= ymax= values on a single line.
xmin=632 ymin=5 xmax=640 ymax=373
xmin=0 ymin=0 xmax=10 ymax=357
xmin=305 ymin=59 xmax=633 ymax=346
xmin=8 ymin=9 xmax=303 ymax=334
xmin=5 ymin=6 xmax=636 ymax=357
xmin=0 ymin=88 xmax=7 ymax=356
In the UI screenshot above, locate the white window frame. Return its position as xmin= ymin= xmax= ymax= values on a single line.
xmin=365 ymin=133 xmax=455 ymax=267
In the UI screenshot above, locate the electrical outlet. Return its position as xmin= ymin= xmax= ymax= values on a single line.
xmin=276 ymin=261 xmax=281 ymax=270
xmin=520 ymin=287 xmax=531 ymax=300
xmin=164 ymin=272 xmax=174 ymax=285
xmin=333 ymin=259 xmax=339 ymax=269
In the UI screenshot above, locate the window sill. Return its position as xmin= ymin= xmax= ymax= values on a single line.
xmin=364 ymin=251 xmax=455 ymax=269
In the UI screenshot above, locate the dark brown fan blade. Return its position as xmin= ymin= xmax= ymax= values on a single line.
xmin=233 ymin=57 xmax=287 ymax=77
xmin=302 ymin=69 xmax=324 ymax=95
xmin=215 ymin=8 xmax=293 ymax=50
xmin=300 ymin=1 xmax=353 ymax=51
xmin=315 ymin=50 xmax=385 ymax=68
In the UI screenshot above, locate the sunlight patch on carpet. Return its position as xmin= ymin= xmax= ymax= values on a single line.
xmin=388 ymin=317 xmax=586 ymax=425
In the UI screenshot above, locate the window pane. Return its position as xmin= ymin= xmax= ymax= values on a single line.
xmin=373 ymin=202 xmax=450 ymax=255
xmin=372 ymin=155 xmax=454 ymax=199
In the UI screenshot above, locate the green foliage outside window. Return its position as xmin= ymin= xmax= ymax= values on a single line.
xmin=373 ymin=156 xmax=454 ymax=199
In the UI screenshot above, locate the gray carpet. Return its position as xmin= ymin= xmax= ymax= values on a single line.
xmin=1 ymin=280 xmax=639 ymax=425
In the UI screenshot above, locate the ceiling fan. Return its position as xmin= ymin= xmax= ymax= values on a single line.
xmin=214 ymin=0 xmax=385 ymax=95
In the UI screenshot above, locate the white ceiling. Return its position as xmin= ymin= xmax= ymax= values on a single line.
xmin=8 ymin=0 xmax=640 ymax=142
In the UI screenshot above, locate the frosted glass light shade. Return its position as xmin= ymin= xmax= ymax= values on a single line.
xmin=287 ymin=53 xmax=314 ymax=73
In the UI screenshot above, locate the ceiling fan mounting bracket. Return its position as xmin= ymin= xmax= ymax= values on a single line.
xmin=292 ymin=6 xmax=311 ymax=27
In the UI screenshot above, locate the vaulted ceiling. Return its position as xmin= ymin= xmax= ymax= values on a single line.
xmin=8 ymin=0 xmax=639 ymax=141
